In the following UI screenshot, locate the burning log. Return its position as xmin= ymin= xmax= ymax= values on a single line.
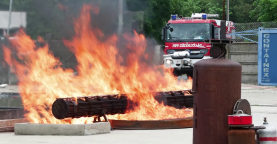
xmin=52 ymin=95 xmax=128 ymax=119
xmin=154 ymin=90 xmax=193 ymax=109
xmin=52 ymin=90 xmax=193 ymax=120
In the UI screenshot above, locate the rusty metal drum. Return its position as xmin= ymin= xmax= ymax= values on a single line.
xmin=228 ymin=129 xmax=256 ymax=144
xmin=192 ymin=58 xmax=242 ymax=144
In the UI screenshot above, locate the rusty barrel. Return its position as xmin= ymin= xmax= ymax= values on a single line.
xmin=228 ymin=130 xmax=256 ymax=144
xmin=192 ymin=58 xmax=241 ymax=144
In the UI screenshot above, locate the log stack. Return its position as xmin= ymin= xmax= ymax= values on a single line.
xmin=52 ymin=90 xmax=194 ymax=120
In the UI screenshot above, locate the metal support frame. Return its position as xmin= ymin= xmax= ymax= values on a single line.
xmin=93 ymin=113 xmax=114 ymax=131
xmin=227 ymin=28 xmax=260 ymax=43
xmin=93 ymin=113 xmax=108 ymax=123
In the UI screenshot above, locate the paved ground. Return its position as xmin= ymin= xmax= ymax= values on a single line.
xmin=241 ymin=83 xmax=277 ymax=106
xmin=0 ymin=83 xmax=277 ymax=144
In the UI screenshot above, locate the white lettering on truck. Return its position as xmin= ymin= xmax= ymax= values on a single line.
xmin=172 ymin=43 xmax=203 ymax=47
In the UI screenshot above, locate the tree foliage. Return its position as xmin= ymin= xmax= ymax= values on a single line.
xmin=0 ymin=0 xmax=276 ymax=43
xmin=142 ymin=0 xmax=188 ymax=44
xmin=250 ymin=0 xmax=277 ymax=22
xmin=127 ymin=0 xmax=271 ymax=43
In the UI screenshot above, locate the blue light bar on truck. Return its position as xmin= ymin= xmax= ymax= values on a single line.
xmin=171 ymin=14 xmax=177 ymax=20
xmin=202 ymin=14 xmax=207 ymax=19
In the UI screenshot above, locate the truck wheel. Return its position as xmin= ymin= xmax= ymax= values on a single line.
xmin=173 ymin=69 xmax=181 ymax=77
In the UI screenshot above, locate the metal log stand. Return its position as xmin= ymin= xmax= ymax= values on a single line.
xmin=52 ymin=90 xmax=194 ymax=120
xmin=192 ymin=21 xmax=242 ymax=144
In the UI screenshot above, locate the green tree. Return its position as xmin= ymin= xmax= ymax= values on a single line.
xmin=250 ymin=0 xmax=277 ymax=21
xmin=202 ymin=0 xmax=257 ymax=23
xmin=128 ymin=0 xmax=258 ymax=44
xmin=231 ymin=0 xmax=257 ymax=22
xmin=1 ymin=0 xmax=266 ymax=43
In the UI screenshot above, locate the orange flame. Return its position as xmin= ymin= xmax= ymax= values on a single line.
xmin=3 ymin=5 xmax=192 ymax=124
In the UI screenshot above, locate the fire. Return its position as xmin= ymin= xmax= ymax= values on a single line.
xmin=3 ymin=5 xmax=192 ymax=124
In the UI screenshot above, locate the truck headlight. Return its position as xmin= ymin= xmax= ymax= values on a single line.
xmin=183 ymin=60 xmax=189 ymax=66
xmin=200 ymin=49 xmax=208 ymax=54
xmin=165 ymin=59 xmax=173 ymax=65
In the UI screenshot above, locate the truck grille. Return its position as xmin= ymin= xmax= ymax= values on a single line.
xmin=167 ymin=49 xmax=202 ymax=55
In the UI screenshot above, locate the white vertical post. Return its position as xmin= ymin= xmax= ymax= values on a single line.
xmin=7 ymin=0 xmax=13 ymax=35
xmin=7 ymin=0 xmax=13 ymax=85
xmin=118 ymin=0 xmax=123 ymax=35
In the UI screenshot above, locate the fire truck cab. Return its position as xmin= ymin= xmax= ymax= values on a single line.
xmin=161 ymin=13 xmax=235 ymax=77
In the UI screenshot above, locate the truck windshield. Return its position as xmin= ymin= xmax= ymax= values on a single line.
xmin=166 ymin=23 xmax=211 ymax=42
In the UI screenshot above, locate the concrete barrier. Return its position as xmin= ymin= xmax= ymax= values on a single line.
xmin=15 ymin=122 xmax=111 ymax=135
xmin=227 ymin=42 xmax=258 ymax=84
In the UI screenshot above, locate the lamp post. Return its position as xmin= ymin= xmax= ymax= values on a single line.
xmin=227 ymin=0 xmax=229 ymax=21
xmin=223 ymin=0 xmax=225 ymax=20
xmin=7 ymin=0 xmax=13 ymax=35
xmin=7 ymin=0 xmax=13 ymax=85
xmin=118 ymin=0 xmax=123 ymax=35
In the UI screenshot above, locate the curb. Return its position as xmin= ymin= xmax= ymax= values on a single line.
xmin=251 ymin=104 xmax=277 ymax=107
xmin=242 ymin=85 xmax=277 ymax=91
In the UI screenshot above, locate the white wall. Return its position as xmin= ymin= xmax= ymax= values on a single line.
xmin=0 ymin=11 xmax=26 ymax=29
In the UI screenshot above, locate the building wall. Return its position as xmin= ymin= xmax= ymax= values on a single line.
xmin=227 ymin=42 xmax=258 ymax=84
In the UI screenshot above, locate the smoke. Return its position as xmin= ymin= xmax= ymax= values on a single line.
xmin=12 ymin=0 xmax=163 ymax=71
xmin=66 ymin=0 xmax=163 ymax=69
xmin=56 ymin=0 xmax=142 ymax=39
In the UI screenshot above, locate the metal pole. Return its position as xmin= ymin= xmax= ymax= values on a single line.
xmin=223 ymin=0 xmax=225 ymax=20
xmin=227 ymin=0 xmax=229 ymax=21
xmin=6 ymin=0 xmax=13 ymax=85
xmin=118 ymin=0 xmax=123 ymax=35
xmin=7 ymin=0 xmax=13 ymax=35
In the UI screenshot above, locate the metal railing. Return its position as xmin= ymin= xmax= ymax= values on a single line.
xmin=230 ymin=22 xmax=277 ymax=42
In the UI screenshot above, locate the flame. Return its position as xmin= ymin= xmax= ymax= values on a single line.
xmin=3 ymin=5 xmax=192 ymax=124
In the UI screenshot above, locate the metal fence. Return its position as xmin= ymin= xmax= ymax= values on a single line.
xmin=231 ymin=22 xmax=277 ymax=42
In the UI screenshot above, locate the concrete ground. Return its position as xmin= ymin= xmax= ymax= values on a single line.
xmin=0 ymin=83 xmax=277 ymax=144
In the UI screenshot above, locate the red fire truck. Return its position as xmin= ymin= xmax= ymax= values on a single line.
xmin=161 ymin=13 xmax=235 ymax=77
